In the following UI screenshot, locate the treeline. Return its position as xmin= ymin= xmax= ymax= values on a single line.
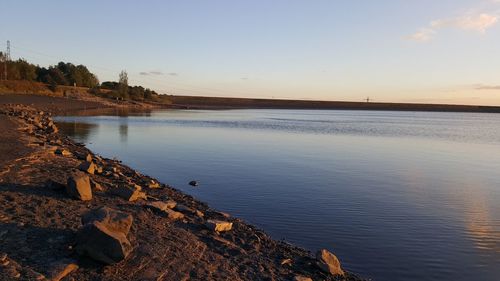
xmin=0 ymin=53 xmax=170 ymax=104
xmin=0 ymin=52 xmax=98 ymax=88
xmin=99 ymin=81 xmax=162 ymax=101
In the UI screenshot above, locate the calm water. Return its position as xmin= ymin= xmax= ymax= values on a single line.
xmin=56 ymin=109 xmax=500 ymax=281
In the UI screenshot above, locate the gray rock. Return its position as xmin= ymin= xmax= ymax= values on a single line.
xmin=316 ymin=249 xmax=344 ymax=276
xmin=66 ymin=171 xmax=92 ymax=201
xmin=76 ymin=207 xmax=133 ymax=264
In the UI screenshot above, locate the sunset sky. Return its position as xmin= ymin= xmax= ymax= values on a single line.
xmin=1 ymin=0 xmax=500 ymax=105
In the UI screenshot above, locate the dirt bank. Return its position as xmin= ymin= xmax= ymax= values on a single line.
xmin=0 ymin=102 xmax=364 ymax=281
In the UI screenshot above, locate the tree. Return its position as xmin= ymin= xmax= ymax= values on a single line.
xmin=118 ymin=70 xmax=129 ymax=99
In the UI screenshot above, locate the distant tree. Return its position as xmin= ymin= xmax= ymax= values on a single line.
xmin=16 ymin=59 xmax=37 ymax=81
xmin=100 ymin=81 xmax=119 ymax=90
xmin=118 ymin=70 xmax=129 ymax=99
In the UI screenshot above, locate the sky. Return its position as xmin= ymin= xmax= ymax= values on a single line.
xmin=1 ymin=0 xmax=500 ymax=105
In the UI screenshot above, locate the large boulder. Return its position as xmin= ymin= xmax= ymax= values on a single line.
xmin=76 ymin=207 xmax=133 ymax=264
xmin=66 ymin=172 xmax=92 ymax=201
xmin=316 ymin=249 xmax=344 ymax=276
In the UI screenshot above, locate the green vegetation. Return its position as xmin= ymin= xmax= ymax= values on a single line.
xmin=0 ymin=53 xmax=170 ymax=104
xmin=0 ymin=53 xmax=98 ymax=88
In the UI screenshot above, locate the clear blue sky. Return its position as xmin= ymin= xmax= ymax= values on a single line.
xmin=1 ymin=0 xmax=500 ymax=105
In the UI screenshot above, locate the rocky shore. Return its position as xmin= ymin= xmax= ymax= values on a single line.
xmin=0 ymin=102 xmax=364 ymax=281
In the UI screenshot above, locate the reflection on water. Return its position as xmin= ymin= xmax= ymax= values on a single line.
xmin=56 ymin=122 xmax=98 ymax=143
xmin=119 ymin=117 xmax=129 ymax=143
xmin=56 ymin=109 xmax=500 ymax=281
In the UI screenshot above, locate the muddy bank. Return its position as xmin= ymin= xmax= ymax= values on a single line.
xmin=0 ymin=103 xmax=364 ymax=281
xmin=0 ymin=93 xmax=163 ymax=116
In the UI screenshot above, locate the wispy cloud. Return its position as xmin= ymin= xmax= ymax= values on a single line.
xmin=168 ymin=72 xmax=179 ymax=76
xmin=139 ymin=70 xmax=164 ymax=76
xmin=409 ymin=9 xmax=498 ymax=42
xmin=475 ymin=84 xmax=500 ymax=90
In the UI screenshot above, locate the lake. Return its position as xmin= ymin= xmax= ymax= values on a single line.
xmin=56 ymin=109 xmax=500 ymax=281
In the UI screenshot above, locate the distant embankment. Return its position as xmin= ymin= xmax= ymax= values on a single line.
xmin=169 ymin=95 xmax=500 ymax=113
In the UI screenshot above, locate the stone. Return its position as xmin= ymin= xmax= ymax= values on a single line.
xmin=147 ymin=202 xmax=184 ymax=220
xmin=90 ymin=179 xmax=104 ymax=192
xmin=195 ymin=210 xmax=204 ymax=218
xmin=76 ymin=152 xmax=93 ymax=162
xmin=50 ymin=124 xmax=59 ymax=134
xmin=66 ymin=172 xmax=92 ymax=201
xmin=147 ymin=180 xmax=160 ymax=189
xmin=111 ymin=185 xmax=147 ymax=202
xmin=281 ymin=258 xmax=292 ymax=266
xmin=95 ymin=165 xmax=103 ymax=174
xmin=164 ymin=200 xmax=177 ymax=209
xmin=175 ymin=204 xmax=195 ymax=214
xmin=47 ymin=261 xmax=78 ymax=281
xmin=206 ymin=220 xmax=233 ymax=232
xmin=316 ymin=249 xmax=344 ymax=276
xmin=147 ymin=201 xmax=167 ymax=211
xmin=55 ymin=148 xmax=71 ymax=156
xmin=76 ymin=207 xmax=133 ymax=264
xmin=81 ymin=206 xmax=133 ymax=234
xmin=188 ymin=180 xmax=198 ymax=186
xmin=163 ymin=209 xmax=184 ymax=220
xmin=105 ymin=166 xmax=118 ymax=173
xmin=79 ymin=161 xmax=96 ymax=175
xmin=293 ymin=276 xmax=312 ymax=281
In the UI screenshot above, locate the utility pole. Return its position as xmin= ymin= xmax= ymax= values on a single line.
xmin=0 ymin=52 xmax=4 ymax=80
xmin=2 ymin=40 xmax=10 ymax=80
xmin=6 ymin=40 xmax=10 ymax=61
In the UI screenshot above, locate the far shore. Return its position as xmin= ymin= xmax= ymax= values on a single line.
xmin=168 ymin=95 xmax=500 ymax=113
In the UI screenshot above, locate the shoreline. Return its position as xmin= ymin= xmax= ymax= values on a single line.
xmin=0 ymin=98 xmax=364 ymax=280
xmin=168 ymin=95 xmax=500 ymax=113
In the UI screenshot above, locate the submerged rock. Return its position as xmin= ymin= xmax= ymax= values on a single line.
xmin=316 ymin=249 xmax=344 ymax=276
xmin=76 ymin=207 xmax=133 ymax=264
xmin=66 ymin=171 xmax=92 ymax=201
